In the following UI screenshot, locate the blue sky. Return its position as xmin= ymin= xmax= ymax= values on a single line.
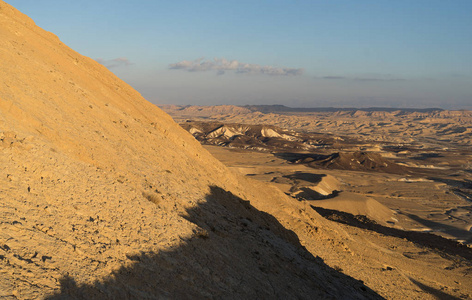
xmin=6 ymin=0 xmax=472 ymax=109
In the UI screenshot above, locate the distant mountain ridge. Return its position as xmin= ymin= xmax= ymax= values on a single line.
xmin=161 ymin=104 xmax=450 ymax=114
xmin=243 ymin=104 xmax=445 ymax=113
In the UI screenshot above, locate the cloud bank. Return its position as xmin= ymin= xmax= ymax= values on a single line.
xmin=95 ymin=57 xmax=132 ymax=69
xmin=169 ymin=58 xmax=304 ymax=76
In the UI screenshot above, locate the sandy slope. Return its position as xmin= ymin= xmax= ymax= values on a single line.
xmin=204 ymin=145 xmax=472 ymax=299
xmin=0 ymin=2 xmax=381 ymax=299
xmin=1 ymin=2 xmax=471 ymax=299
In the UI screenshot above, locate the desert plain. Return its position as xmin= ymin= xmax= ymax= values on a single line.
xmin=162 ymin=104 xmax=472 ymax=244
xmin=162 ymin=104 xmax=472 ymax=299
xmin=1 ymin=1 xmax=472 ymax=299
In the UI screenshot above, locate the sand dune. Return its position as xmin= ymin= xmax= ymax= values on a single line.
xmin=311 ymin=192 xmax=396 ymax=226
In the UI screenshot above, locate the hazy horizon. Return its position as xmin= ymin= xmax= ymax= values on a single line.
xmin=159 ymin=103 xmax=456 ymax=111
xmin=7 ymin=0 xmax=472 ymax=110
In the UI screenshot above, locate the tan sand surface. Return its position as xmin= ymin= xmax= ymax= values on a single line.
xmin=311 ymin=192 xmax=395 ymax=225
xmin=204 ymin=145 xmax=472 ymax=298
xmin=1 ymin=2 xmax=471 ymax=299
xmin=0 ymin=2 xmax=384 ymax=298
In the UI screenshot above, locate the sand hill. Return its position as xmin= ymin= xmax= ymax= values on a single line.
xmin=0 ymin=2 xmax=380 ymax=299
xmin=1 ymin=2 xmax=472 ymax=299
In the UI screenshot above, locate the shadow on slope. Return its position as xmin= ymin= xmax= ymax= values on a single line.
xmin=274 ymin=152 xmax=409 ymax=174
xmin=408 ymin=278 xmax=462 ymax=300
xmin=403 ymin=213 xmax=472 ymax=245
xmin=282 ymin=172 xmax=325 ymax=184
xmin=428 ymin=177 xmax=472 ymax=190
xmin=312 ymin=206 xmax=472 ymax=261
xmin=46 ymin=186 xmax=381 ymax=299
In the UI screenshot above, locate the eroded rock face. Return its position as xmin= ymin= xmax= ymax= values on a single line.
xmin=180 ymin=121 xmax=335 ymax=152
xmin=0 ymin=2 xmax=379 ymax=299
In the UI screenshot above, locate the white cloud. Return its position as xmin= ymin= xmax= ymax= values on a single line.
xmin=169 ymin=58 xmax=304 ymax=76
xmin=95 ymin=57 xmax=132 ymax=69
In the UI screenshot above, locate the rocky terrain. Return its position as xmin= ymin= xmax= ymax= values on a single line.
xmin=171 ymin=108 xmax=472 ymax=240
xmin=179 ymin=121 xmax=338 ymax=152
xmin=1 ymin=2 xmax=471 ymax=299
xmin=163 ymin=107 xmax=472 ymax=297
xmin=0 ymin=2 xmax=382 ymax=298
xmin=162 ymin=104 xmax=472 ymax=147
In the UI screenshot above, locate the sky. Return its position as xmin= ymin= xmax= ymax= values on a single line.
xmin=6 ymin=0 xmax=472 ymax=109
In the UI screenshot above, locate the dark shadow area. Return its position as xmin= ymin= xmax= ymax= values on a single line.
xmin=408 ymin=278 xmax=462 ymax=300
xmin=428 ymin=177 xmax=472 ymax=190
xmin=46 ymin=186 xmax=382 ymax=299
xmin=270 ymin=172 xmax=339 ymax=201
xmin=453 ymin=190 xmax=472 ymax=202
xmin=403 ymin=213 xmax=472 ymax=244
xmin=428 ymin=177 xmax=472 ymax=202
xmin=382 ymin=145 xmax=418 ymax=153
xmin=294 ymin=188 xmax=340 ymax=201
xmin=274 ymin=152 xmax=331 ymax=164
xmin=311 ymin=206 xmax=472 ymax=261
xmin=274 ymin=152 xmax=409 ymax=174
xmin=282 ymin=172 xmax=325 ymax=184
xmin=411 ymin=153 xmax=444 ymax=160
xmin=438 ymin=126 xmax=468 ymax=135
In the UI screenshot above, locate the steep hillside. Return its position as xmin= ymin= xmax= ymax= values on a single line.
xmin=3 ymin=2 xmax=472 ymax=299
xmin=0 ymin=2 xmax=379 ymax=299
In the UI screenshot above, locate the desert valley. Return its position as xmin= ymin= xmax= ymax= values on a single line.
xmin=162 ymin=105 xmax=472 ymax=299
xmin=1 ymin=1 xmax=472 ymax=299
xmin=162 ymin=104 xmax=472 ymax=245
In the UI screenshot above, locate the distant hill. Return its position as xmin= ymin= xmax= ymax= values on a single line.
xmin=243 ymin=104 xmax=445 ymax=113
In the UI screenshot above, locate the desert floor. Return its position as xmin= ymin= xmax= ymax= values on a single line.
xmin=203 ymin=145 xmax=472 ymax=299
xmin=160 ymin=105 xmax=472 ymax=298
xmin=205 ymin=145 xmax=472 ymax=244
